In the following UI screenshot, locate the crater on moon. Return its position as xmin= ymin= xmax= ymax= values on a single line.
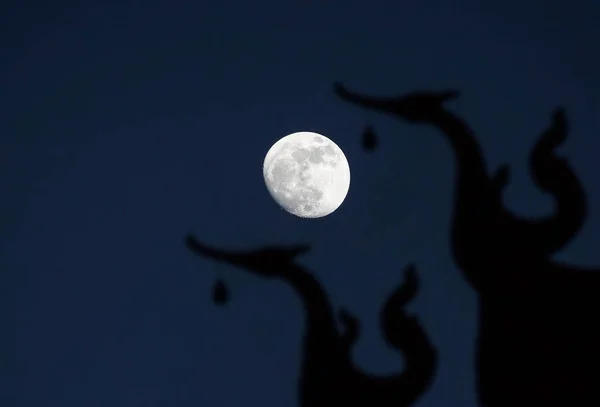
xmin=263 ymin=132 xmax=351 ymax=218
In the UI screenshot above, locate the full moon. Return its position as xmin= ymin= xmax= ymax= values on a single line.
xmin=262 ymin=132 xmax=351 ymax=218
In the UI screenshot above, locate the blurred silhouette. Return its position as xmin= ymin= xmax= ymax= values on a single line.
xmin=334 ymin=83 xmax=599 ymax=407
xmin=361 ymin=125 xmax=378 ymax=151
xmin=212 ymin=278 xmax=229 ymax=306
xmin=185 ymin=234 xmax=437 ymax=406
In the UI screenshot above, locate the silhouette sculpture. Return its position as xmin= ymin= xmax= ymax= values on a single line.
xmin=362 ymin=125 xmax=378 ymax=151
xmin=211 ymin=278 xmax=229 ymax=306
xmin=333 ymin=83 xmax=599 ymax=406
xmin=185 ymin=234 xmax=437 ymax=406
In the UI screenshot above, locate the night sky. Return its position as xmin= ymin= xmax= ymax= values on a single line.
xmin=2 ymin=1 xmax=600 ymax=406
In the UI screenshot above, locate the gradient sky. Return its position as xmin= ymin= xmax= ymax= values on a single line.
xmin=2 ymin=1 xmax=600 ymax=406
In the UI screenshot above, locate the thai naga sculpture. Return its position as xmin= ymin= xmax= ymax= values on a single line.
xmin=185 ymin=235 xmax=437 ymax=406
xmin=333 ymin=83 xmax=599 ymax=406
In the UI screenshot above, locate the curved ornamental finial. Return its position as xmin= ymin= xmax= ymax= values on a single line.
xmin=185 ymin=234 xmax=437 ymax=406
xmin=333 ymin=83 xmax=590 ymax=284
xmin=333 ymin=83 xmax=600 ymax=406
xmin=496 ymin=108 xmax=587 ymax=256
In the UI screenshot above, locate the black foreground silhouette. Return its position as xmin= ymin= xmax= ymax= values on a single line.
xmin=334 ymin=83 xmax=599 ymax=407
xmin=185 ymin=235 xmax=437 ymax=406
xmin=211 ymin=278 xmax=229 ymax=306
xmin=361 ymin=125 xmax=378 ymax=151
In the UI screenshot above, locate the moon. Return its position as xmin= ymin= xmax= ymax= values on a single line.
xmin=262 ymin=132 xmax=351 ymax=218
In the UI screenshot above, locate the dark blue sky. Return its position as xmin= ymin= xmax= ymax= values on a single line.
xmin=2 ymin=1 xmax=600 ymax=406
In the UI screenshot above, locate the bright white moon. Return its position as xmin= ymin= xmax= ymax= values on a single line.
xmin=262 ymin=132 xmax=351 ymax=218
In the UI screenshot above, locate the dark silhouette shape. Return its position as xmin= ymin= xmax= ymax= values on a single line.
xmin=212 ymin=278 xmax=229 ymax=306
xmin=362 ymin=125 xmax=378 ymax=151
xmin=185 ymin=234 xmax=437 ymax=406
xmin=334 ymin=83 xmax=599 ymax=407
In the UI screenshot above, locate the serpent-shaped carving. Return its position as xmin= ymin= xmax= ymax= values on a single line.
xmin=334 ymin=83 xmax=599 ymax=406
xmin=185 ymin=235 xmax=437 ymax=407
